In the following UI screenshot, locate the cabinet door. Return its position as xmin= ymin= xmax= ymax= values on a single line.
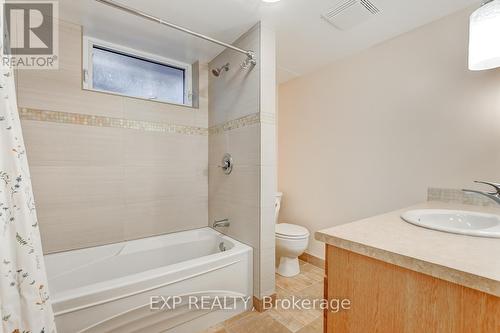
xmin=325 ymin=245 xmax=500 ymax=333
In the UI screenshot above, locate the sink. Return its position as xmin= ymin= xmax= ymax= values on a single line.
xmin=401 ymin=209 xmax=500 ymax=238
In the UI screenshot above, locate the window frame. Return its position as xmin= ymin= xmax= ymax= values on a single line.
xmin=83 ymin=36 xmax=193 ymax=107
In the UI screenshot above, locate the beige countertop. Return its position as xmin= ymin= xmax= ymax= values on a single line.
xmin=315 ymin=201 xmax=500 ymax=297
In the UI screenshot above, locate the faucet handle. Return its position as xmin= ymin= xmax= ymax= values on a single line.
xmin=474 ymin=181 xmax=500 ymax=194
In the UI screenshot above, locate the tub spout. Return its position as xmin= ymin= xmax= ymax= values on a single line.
xmin=213 ymin=218 xmax=230 ymax=228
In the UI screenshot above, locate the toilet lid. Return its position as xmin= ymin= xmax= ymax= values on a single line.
xmin=275 ymin=223 xmax=309 ymax=238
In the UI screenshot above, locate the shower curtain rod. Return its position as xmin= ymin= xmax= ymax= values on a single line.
xmin=95 ymin=0 xmax=257 ymax=65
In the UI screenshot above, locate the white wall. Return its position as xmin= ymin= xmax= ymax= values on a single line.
xmin=278 ymin=6 xmax=500 ymax=259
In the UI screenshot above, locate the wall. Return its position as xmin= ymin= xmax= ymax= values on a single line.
xmin=209 ymin=23 xmax=277 ymax=299
xmin=278 ymin=6 xmax=500 ymax=259
xmin=16 ymin=19 xmax=209 ymax=253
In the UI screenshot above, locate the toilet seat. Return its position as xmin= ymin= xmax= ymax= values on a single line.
xmin=275 ymin=223 xmax=309 ymax=239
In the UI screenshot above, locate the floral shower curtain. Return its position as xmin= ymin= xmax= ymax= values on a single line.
xmin=0 ymin=5 xmax=56 ymax=333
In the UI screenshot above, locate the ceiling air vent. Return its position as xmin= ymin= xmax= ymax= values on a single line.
xmin=322 ymin=0 xmax=381 ymax=30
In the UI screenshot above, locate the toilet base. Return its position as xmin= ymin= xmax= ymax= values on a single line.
xmin=277 ymin=256 xmax=300 ymax=277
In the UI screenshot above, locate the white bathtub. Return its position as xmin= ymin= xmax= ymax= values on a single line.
xmin=44 ymin=228 xmax=253 ymax=333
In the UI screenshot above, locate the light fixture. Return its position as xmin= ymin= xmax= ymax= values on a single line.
xmin=469 ymin=0 xmax=500 ymax=70
xmin=262 ymin=0 xmax=281 ymax=3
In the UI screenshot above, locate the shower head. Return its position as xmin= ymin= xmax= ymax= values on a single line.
xmin=212 ymin=63 xmax=230 ymax=77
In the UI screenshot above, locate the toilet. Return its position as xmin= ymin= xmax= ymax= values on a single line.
xmin=275 ymin=192 xmax=310 ymax=277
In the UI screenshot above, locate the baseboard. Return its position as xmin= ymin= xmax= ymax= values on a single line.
xmin=299 ymin=252 xmax=325 ymax=269
xmin=253 ymin=293 xmax=277 ymax=313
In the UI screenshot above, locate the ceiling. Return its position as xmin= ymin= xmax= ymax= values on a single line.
xmin=59 ymin=0 xmax=479 ymax=83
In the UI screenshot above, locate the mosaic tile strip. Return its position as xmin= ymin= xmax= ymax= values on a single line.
xmin=428 ymin=188 xmax=496 ymax=207
xmin=18 ymin=108 xmax=208 ymax=136
xmin=260 ymin=112 xmax=276 ymax=125
xmin=209 ymin=112 xmax=272 ymax=135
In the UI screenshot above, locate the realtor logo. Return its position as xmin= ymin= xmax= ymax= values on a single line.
xmin=2 ymin=1 xmax=59 ymax=69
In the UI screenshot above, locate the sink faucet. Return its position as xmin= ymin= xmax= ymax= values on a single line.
xmin=213 ymin=218 xmax=230 ymax=228
xmin=462 ymin=181 xmax=500 ymax=205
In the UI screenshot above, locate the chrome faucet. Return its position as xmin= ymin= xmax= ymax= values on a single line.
xmin=213 ymin=218 xmax=230 ymax=228
xmin=462 ymin=181 xmax=500 ymax=205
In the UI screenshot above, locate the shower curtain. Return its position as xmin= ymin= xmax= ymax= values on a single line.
xmin=0 ymin=6 xmax=56 ymax=333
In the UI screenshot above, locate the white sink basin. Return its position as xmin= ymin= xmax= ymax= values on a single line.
xmin=401 ymin=209 xmax=500 ymax=238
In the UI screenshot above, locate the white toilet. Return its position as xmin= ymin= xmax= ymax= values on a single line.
xmin=275 ymin=192 xmax=310 ymax=277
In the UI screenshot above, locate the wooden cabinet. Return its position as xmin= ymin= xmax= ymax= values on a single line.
xmin=324 ymin=245 xmax=500 ymax=333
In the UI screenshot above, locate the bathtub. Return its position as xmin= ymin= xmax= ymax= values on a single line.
xmin=44 ymin=228 xmax=253 ymax=333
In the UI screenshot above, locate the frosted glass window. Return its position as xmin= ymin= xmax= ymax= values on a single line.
xmin=92 ymin=46 xmax=185 ymax=104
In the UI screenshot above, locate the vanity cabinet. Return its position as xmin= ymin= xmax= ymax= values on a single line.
xmin=324 ymin=245 xmax=500 ymax=333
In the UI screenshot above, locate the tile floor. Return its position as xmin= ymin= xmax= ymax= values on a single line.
xmin=202 ymin=260 xmax=324 ymax=333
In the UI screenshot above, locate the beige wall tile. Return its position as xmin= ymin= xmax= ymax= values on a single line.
xmin=28 ymin=127 xmax=209 ymax=253
xmin=38 ymin=202 xmax=126 ymax=253
xmin=17 ymin=74 xmax=126 ymax=118
xmin=208 ymin=131 xmax=228 ymax=167
xmin=209 ymin=23 xmax=277 ymax=299
xmin=30 ymin=166 xmax=124 ymax=206
xmin=208 ymin=24 xmax=261 ymax=127
xmin=124 ymin=166 xmax=207 ymax=203
xmin=208 ymin=24 xmax=263 ymax=264
xmin=26 ymin=126 xmax=209 ymax=253
xmin=29 ymin=164 xmax=126 ymax=253
xmin=18 ymin=19 xmax=210 ymax=253
xmin=123 ymin=197 xmax=208 ymax=240
xmin=209 ymin=164 xmax=259 ymax=205
xmin=208 ymin=202 xmax=259 ymax=249
xmin=208 ymin=124 xmax=261 ymax=168
xmin=121 ymin=97 xmax=201 ymax=127
xmin=198 ymin=62 xmax=210 ymax=115
xmin=123 ymin=130 xmax=208 ymax=167
xmin=22 ymin=121 xmax=124 ymax=167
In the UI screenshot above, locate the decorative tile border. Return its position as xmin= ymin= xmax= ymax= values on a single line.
xmin=18 ymin=108 xmax=208 ymax=136
xmin=428 ymin=188 xmax=496 ymax=207
xmin=209 ymin=112 xmax=275 ymax=135
xmin=260 ymin=112 xmax=276 ymax=125
xmin=19 ymin=108 xmax=275 ymax=136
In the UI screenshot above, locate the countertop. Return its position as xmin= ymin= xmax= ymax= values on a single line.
xmin=315 ymin=201 xmax=500 ymax=297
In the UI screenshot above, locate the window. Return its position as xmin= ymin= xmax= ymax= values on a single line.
xmin=83 ymin=37 xmax=192 ymax=106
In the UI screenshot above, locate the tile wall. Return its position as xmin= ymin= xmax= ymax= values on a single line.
xmin=16 ymin=19 xmax=209 ymax=253
xmin=208 ymin=23 xmax=277 ymax=299
xmin=17 ymin=17 xmax=277 ymax=302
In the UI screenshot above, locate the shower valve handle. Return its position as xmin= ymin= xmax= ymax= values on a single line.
xmin=218 ymin=154 xmax=233 ymax=175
